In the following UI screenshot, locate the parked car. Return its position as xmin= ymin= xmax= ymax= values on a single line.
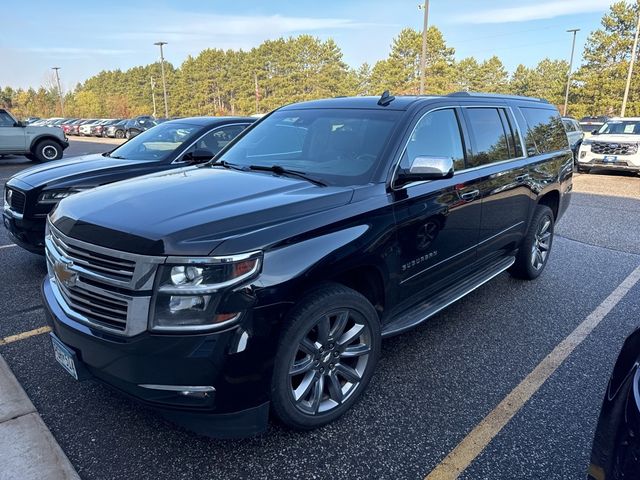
xmin=39 ymin=92 xmax=572 ymax=437
xmin=90 ymin=119 xmax=120 ymax=137
xmin=3 ymin=116 xmax=253 ymax=253
xmin=588 ymin=326 xmax=640 ymax=479
xmin=125 ymin=116 xmax=156 ymax=138
xmin=561 ymin=117 xmax=584 ymax=163
xmin=67 ymin=119 xmax=94 ymax=136
xmin=24 ymin=117 xmax=41 ymax=124
xmin=78 ymin=119 xmax=102 ymax=136
xmin=104 ymin=119 xmax=128 ymax=138
xmin=0 ymin=108 xmax=68 ymax=162
xmin=62 ymin=119 xmax=83 ymax=136
xmin=579 ymin=116 xmax=609 ymax=133
xmin=576 ymin=117 xmax=640 ymax=174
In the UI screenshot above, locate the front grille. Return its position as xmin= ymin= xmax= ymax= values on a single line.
xmin=57 ymin=280 xmax=128 ymax=331
xmin=5 ymin=188 xmax=26 ymax=214
xmin=45 ymin=223 xmax=164 ymax=336
xmin=591 ymin=141 xmax=638 ymax=156
xmin=50 ymin=232 xmax=135 ymax=282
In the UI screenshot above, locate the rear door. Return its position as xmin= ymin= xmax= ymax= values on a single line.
xmin=392 ymin=106 xmax=483 ymax=304
xmin=460 ymin=104 xmax=533 ymax=260
xmin=0 ymin=111 xmax=25 ymax=152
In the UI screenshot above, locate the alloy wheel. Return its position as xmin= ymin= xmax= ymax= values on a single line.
xmin=288 ymin=309 xmax=372 ymax=416
xmin=531 ymin=216 xmax=552 ymax=270
xmin=42 ymin=145 xmax=58 ymax=160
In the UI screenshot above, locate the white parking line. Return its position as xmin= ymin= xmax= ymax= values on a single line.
xmin=0 ymin=244 xmax=17 ymax=250
xmin=425 ymin=264 xmax=640 ymax=480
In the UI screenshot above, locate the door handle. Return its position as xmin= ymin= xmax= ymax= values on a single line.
xmin=515 ymin=173 xmax=529 ymax=182
xmin=460 ymin=189 xmax=480 ymax=201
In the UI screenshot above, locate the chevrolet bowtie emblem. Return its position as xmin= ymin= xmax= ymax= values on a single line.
xmin=54 ymin=259 xmax=78 ymax=288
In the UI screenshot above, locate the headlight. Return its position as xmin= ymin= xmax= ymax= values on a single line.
xmin=150 ymin=251 xmax=262 ymax=332
xmin=38 ymin=191 xmax=73 ymax=204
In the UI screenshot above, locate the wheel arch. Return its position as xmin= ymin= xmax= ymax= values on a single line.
xmin=537 ymin=189 xmax=560 ymax=220
xmin=29 ymin=134 xmax=65 ymax=153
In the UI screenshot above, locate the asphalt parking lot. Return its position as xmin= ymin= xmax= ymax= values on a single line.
xmin=1 ymin=143 xmax=639 ymax=479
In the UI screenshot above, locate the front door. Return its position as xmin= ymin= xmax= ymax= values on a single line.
xmin=0 ymin=111 xmax=25 ymax=153
xmin=392 ymin=107 xmax=482 ymax=307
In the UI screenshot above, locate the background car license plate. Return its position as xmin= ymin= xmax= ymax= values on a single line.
xmin=51 ymin=335 xmax=78 ymax=380
xmin=603 ymin=155 xmax=617 ymax=163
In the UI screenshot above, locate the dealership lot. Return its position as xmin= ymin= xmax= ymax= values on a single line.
xmin=1 ymin=142 xmax=639 ymax=479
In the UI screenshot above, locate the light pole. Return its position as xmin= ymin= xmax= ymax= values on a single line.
xmin=52 ymin=67 xmax=64 ymax=116
xmin=150 ymin=76 xmax=157 ymax=117
xmin=563 ymin=29 xmax=580 ymax=116
xmin=153 ymin=42 xmax=169 ymax=118
xmin=621 ymin=10 xmax=640 ymax=117
xmin=418 ymin=0 xmax=430 ymax=95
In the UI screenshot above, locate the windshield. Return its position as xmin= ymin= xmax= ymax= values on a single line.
xmin=598 ymin=120 xmax=640 ymax=135
xmin=109 ymin=122 xmax=198 ymax=161
xmin=219 ymin=109 xmax=400 ymax=186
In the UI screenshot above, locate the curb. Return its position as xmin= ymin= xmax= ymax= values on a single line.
xmin=0 ymin=354 xmax=79 ymax=480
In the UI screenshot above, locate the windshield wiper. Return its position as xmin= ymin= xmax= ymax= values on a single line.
xmin=209 ymin=159 xmax=245 ymax=171
xmin=248 ymin=165 xmax=327 ymax=187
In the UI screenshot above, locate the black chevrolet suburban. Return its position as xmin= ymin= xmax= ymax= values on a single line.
xmin=42 ymin=92 xmax=572 ymax=437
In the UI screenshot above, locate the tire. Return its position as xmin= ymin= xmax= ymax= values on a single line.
xmin=125 ymin=130 xmax=131 ymax=139
xmin=32 ymin=140 xmax=63 ymax=162
xmin=271 ymin=283 xmax=381 ymax=430
xmin=115 ymin=129 xmax=125 ymax=139
xmin=510 ymin=205 xmax=555 ymax=280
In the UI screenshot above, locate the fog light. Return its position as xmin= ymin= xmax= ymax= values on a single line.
xmin=169 ymin=295 xmax=210 ymax=313
xmin=580 ymin=151 xmax=587 ymax=159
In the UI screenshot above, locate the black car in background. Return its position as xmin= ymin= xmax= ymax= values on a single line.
xmin=104 ymin=119 xmax=128 ymax=138
xmin=580 ymin=116 xmax=609 ymax=133
xmin=3 ymin=116 xmax=254 ymax=253
xmin=588 ymin=327 xmax=640 ymax=479
xmin=562 ymin=117 xmax=585 ymax=162
xmin=125 ymin=116 xmax=156 ymax=138
xmin=90 ymin=119 xmax=121 ymax=137
xmin=40 ymin=93 xmax=572 ymax=437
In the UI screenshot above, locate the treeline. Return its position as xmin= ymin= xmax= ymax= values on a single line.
xmin=1 ymin=1 xmax=639 ymax=119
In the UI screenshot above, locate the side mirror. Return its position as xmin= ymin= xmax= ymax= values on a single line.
xmin=396 ymin=156 xmax=454 ymax=187
xmin=184 ymin=148 xmax=214 ymax=163
xmin=591 ymin=129 xmax=599 ymax=135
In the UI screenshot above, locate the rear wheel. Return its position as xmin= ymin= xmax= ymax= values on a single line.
xmin=271 ymin=284 xmax=381 ymax=430
xmin=115 ymin=129 xmax=125 ymax=139
xmin=510 ymin=205 xmax=555 ymax=280
xmin=32 ymin=140 xmax=63 ymax=162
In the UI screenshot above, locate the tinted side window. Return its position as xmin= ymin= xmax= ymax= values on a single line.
xmin=0 ymin=112 xmax=15 ymax=127
xmin=521 ymin=108 xmax=569 ymax=154
xmin=191 ymin=124 xmax=248 ymax=155
xmin=465 ymin=108 xmax=512 ymax=167
xmin=400 ymin=108 xmax=465 ymax=172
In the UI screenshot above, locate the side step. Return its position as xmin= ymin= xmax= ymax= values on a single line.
xmin=381 ymin=256 xmax=515 ymax=338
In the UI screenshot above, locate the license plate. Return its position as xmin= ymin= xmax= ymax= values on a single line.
xmin=51 ymin=335 xmax=78 ymax=380
xmin=603 ymin=155 xmax=617 ymax=163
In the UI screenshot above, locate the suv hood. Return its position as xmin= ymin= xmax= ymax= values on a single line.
xmin=50 ymin=166 xmax=354 ymax=256
xmin=589 ymin=134 xmax=640 ymax=143
xmin=11 ymin=154 xmax=157 ymax=190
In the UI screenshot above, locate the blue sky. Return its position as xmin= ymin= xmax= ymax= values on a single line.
xmin=0 ymin=0 xmax=618 ymax=90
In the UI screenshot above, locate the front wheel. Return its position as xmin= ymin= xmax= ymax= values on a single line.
xmin=115 ymin=129 xmax=125 ymax=139
xmin=271 ymin=284 xmax=381 ymax=430
xmin=33 ymin=140 xmax=63 ymax=162
xmin=510 ymin=205 xmax=555 ymax=280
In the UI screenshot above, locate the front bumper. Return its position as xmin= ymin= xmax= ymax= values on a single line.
xmin=2 ymin=209 xmax=46 ymax=254
xmin=578 ymin=153 xmax=640 ymax=172
xmin=41 ymin=277 xmax=272 ymax=437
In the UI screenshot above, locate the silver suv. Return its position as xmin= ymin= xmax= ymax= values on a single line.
xmin=0 ymin=109 xmax=69 ymax=162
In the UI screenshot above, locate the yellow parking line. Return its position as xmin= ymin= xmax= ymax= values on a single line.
xmin=425 ymin=264 xmax=640 ymax=480
xmin=0 ymin=326 xmax=51 ymax=346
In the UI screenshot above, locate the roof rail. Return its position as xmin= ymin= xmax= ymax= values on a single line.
xmin=447 ymin=91 xmax=549 ymax=103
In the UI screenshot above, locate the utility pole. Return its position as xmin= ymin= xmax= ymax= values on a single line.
xmin=418 ymin=0 xmax=430 ymax=95
xmin=150 ymin=76 xmax=157 ymax=117
xmin=621 ymin=10 xmax=640 ymax=117
xmin=52 ymin=67 xmax=64 ymax=116
xmin=153 ymin=42 xmax=169 ymax=118
xmin=563 ymin=29 xmax=580 ymax=116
